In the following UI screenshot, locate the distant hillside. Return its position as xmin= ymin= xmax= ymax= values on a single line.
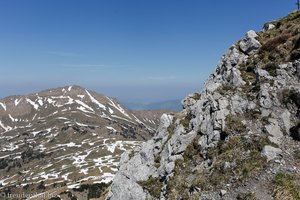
xmin=122 ymin=99 xmax=181 ymax=112
xmin=0 ymin=85 xmax=167 ymax=199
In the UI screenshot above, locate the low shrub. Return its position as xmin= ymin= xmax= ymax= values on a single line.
xmin=273 ymin=172 xmax=300 ymax=200
xmin=224 ymin=115 xmax=247 ymax=135
xmin=138 ymin=176 xmax=163 ymax=199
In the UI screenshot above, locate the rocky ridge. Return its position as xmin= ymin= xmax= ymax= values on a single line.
xmin=107 ymin=11 xmax=300 ymax=200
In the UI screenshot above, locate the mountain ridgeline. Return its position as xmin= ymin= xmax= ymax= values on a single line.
xmin=107 ymin=11 xmax=300 ymax=200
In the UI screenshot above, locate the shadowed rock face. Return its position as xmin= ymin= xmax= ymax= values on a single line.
xmin=0 ymin=85 xmax=167 ymax=199
xmin=108 ymin=11 xmax=300 ymax=200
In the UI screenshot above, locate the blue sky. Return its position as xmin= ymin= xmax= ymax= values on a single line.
xmin=0 ymin=0 xmax=295 ymax=102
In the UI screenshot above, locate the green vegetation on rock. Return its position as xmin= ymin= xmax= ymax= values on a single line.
xmin=191 ymin=93 xmax=201 ymax=101
xmin=206 ymin=136 xmax=268 ymax=185
xmin=138 ymin=176 xmax=163 ymax=199
xmin=166 ymin=135 xmax=269 ymax=199
xmin=224 ymin=114 xmax=247 ymax=135
xmin=166 ymin=136 xmax=202 ymax=199
xmin=180 ymin=114 xmax=192 ymax=131
xmin=273 ymin=172 xmax=300 ymax=200
xmin=238 ymin=10 xmax=300 ymax=81
xmin=258 ymin=11 xmax=300 ymax=64
xmin=216 ymin=84 xmax=235 ymax=95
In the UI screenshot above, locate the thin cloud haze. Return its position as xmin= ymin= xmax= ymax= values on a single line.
xmin=59 ymin=64 xmax=107 ymax=68
xmin=147 ymin=75 xmax=176 ymax=80
xmin=49 ymin=52 xmax=82 ymax=57
xmin=0 ymin=1 xmax=293 ymax=102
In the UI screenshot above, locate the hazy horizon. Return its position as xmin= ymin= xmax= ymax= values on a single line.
xmin=0 ymin=0 xmax=294 ymax=103
xmin=0 ymin=83 xmax=199 ymax=103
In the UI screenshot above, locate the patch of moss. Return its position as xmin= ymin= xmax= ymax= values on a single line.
xmin=224 ymin=115 xmax=247 ymax=135
xmin=256 ymin=11 xmax=300 ymax=65
xmin=259 ymin=11 xmax=300 ymax=64
xmin=192 ymin=93 xmax=201 ymax=101
xmin=263 ymin=62 xmax=278 ymax=76
xmin=260 ymin=34 xmax=291 ymax=53
xmin=180 ymin=114 xmax=192 ymax=131
xmin=154 ymin=155 xmax=161 ymax=168
xmin=216 ymin=85 xmax=235 ymax=95
xmin=239 ymin=62 xmax=257 ymax=85
xmin=167 ymin=180 xmax=190 ymax=199
xmin=244 ymin=109 xmax=261 ymax=120
xmin=273 ymin=172 xmax=300 ymax=200
xmin=240 ymin=84 xmax=261 ymax=101
xmin=167 ymin=135 xmax=268 ymax=198
xmin=183 ymin=135 xmax=203 ymax=162
xmin=167 ymin=122 xmax=176 ymax=135
xmin=237 ymin=11 xmax=300 ymax=90
xmin=164 ymin=121 xmax=176 ymax=147
xmin=138 ymin=176 xmax=163 ymax=199
xmin=166 ymin=136 xmax=203 ymax=199
xmin=205 ymin=136 xmax=269 ymax=189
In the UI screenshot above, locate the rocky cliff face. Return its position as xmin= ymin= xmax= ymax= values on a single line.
xmin=107 ymin=11 xmax=300 ymax=200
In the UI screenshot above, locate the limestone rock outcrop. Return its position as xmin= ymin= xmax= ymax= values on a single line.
xmin=107 ymin=11 xmax=300 ymax=200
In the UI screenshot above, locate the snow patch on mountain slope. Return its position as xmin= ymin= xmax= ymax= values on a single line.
xmin=26 ymin=98 xmax=39 ymax=110
xmin=1 ymin=143 xmax=18 ymax=152
xmin=58 ymin=142 xmax=82 ymax=148
xmin=76 ymin=122 xmax=91 ymax=127
xmin=46 ymin=98 xmax=54 ymax=104
xmin=108 ymin=107 xmax=114 ymax=114
xmin=132 ymin=115 xmax=155 ymax=132
xmin=85 ymin=89 xmax=106 ymax=110
xmin=77 ymin=106 xmax=94 ymax=114
xmin=31 ymin=128 xmax=52 ymax=137
xmin=0 ymin=120 xmax=12 ymax=132
xmin=95 ymin=173 xmax=114 ymax=184
xmin=111 ymin=115 xmax=135 ymax=124
xmin=38 ymin=99 xmax=43 ymax=106
xmin=0 ymin=102 xmax=7 ymax=111
xmin=14 ymin=98 xmax=22 ymax=106
xmin=75 ymin=99 xmax=94 ymax=112
xmin=106 ymin=126 xmax=117 ymax=132
xmin=106 ymin=141 xmax=140 ymax=153
xmin=106 ymin=97 xmax=131 ymax=119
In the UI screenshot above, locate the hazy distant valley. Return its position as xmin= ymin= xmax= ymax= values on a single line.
xmin=122 ymin=100 xmax=181 ymax=112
